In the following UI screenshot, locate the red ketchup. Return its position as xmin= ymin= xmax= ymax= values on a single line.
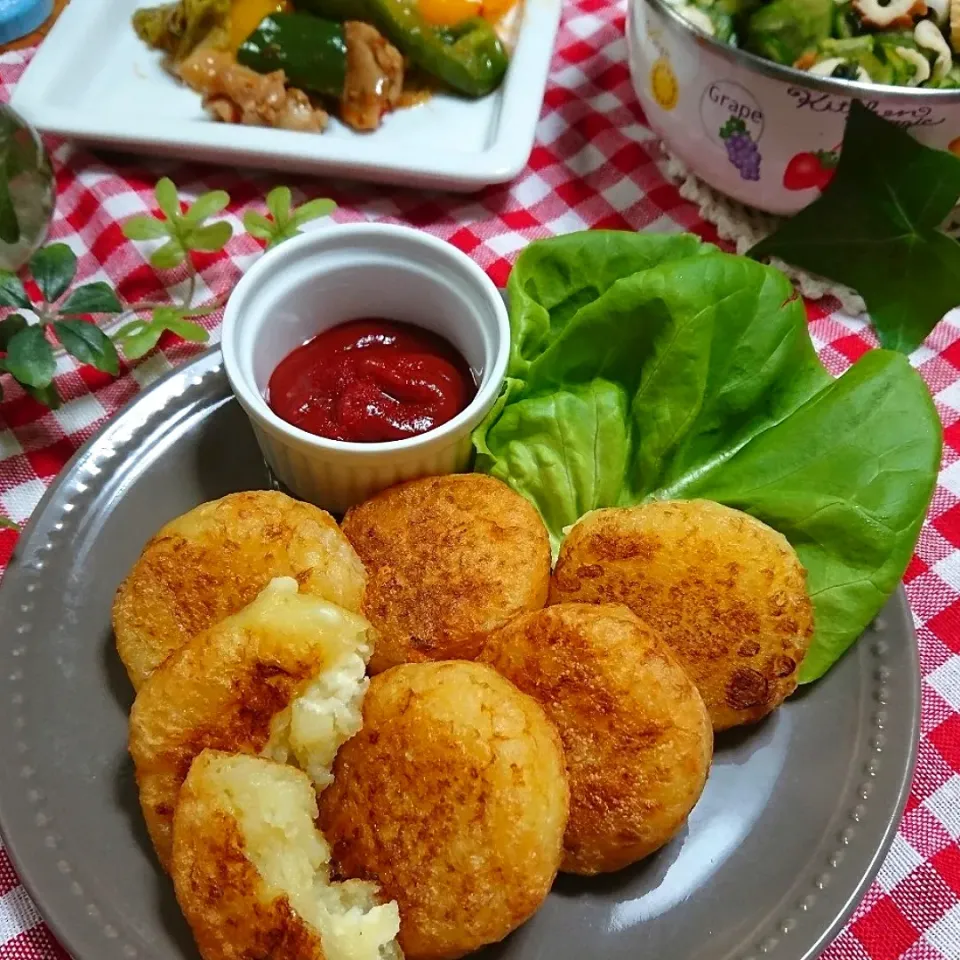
xmin=268 ymin=319 xmax=476 ymax=443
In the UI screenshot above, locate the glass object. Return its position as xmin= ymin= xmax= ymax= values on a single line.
xmin=0 ymin=104 xmax=55 ymax=272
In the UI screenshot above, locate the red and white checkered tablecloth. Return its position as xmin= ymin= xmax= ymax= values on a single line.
xmin=2 ymin=2 xmax=960 ymax=958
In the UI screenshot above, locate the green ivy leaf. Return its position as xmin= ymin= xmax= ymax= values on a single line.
xmin=242 ymin=211 xmax=274 ymax=241
xmin=5 ymin=325 xmax=55 ymax=387
xmin=53 ymin=319 xmax=120 ymax=375
xmin=186 ymin=221 xmax=232 ymax=252
xmin=29 ymin=244 xmax=77 ymax=304
xmin=150 ymin=240 xmax=187 ymax=270
xmin=59 ymin=282 xmax=123 ymax=315
xmin=0 ymin=313 xmax=28 ymax=350
xmin=25 ymin=381 xmax=61 ymax=409
xmin=122 ymin=215 xmax=169 ymax=241
xmin=183 ymin=190 xmax=230 ymax=225
xmin=293 ymin=198 xmax=336 ymax=226
xmin=266 ymin=187 xmax=292 ymax=226
xmin=163 ymin=317 xmax=209 ymax=342
xmin=0 ymin=270 xmax=31 ymax=309
xmin=155 ymin=178 xmax=182 ymax=223
xmin=751 ymin=102 xmax=960 ymax=353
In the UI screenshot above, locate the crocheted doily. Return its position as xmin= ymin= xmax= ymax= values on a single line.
xmin=661 ymin=150 xmax=868 ymax=316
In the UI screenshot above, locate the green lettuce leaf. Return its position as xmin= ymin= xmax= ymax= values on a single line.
xmin=474 ymin=232 xmax=941 ymax=681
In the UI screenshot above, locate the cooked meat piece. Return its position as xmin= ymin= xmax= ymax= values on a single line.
xmin=341 ymin=21 xmax=404 ymax=132
xmin=178 ymin=49 xmax=328 ymax=133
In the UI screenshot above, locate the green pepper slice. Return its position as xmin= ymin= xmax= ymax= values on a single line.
xmin=295 ymin=0 xmax=508 ymax=98
xmin=237 ymin=13 xmax=349 ymax=99
xmin=132 ymin=0 xmax=231 ymax=62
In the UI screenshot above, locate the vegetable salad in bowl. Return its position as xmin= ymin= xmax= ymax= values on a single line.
xmin=627 ymin=0 xmax=960 ymax=214
xmin=668 ymin=0 xmax=960 ymax=89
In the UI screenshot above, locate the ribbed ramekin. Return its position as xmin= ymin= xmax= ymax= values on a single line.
xmin=221 ymin=223 xmax=510 ymax=514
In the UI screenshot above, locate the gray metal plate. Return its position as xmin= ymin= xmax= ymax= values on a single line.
xmin=0 ymin=347 xmax=920 ymax=960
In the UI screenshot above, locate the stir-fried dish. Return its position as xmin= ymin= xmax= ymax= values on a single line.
xmin=132 ymin=0 xmax=517 ymax=133
xmin=667 ymin=0 xmax=960 ymax=88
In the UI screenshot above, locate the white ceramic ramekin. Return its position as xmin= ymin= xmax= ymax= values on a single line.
xmin=221 ymin=223 xmax=510 ymax=514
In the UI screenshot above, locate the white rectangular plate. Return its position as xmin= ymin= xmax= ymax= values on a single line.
xmin=12 ymin=0 xmax=561 ymax=191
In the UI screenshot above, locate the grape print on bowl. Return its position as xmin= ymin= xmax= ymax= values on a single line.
xmin=720 ymin=117 xmax=761 ymax=182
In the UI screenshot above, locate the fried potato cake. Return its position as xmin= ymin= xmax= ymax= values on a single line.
xmin=479 ymin=603 xmax=712 ymax=874
xmin=129 ymin=577 xmax=373 ymax=869
xmin=172 ymin=750 xmax=401 ymax=960
xmin=317 ymin=661 xmax=569 ymax=960
xmin=550 ymin=501 xmax=815 ymax=730
xmin=341 ymin=474 xmax=551 ymax=673
xmin=114 ymin=490 xmax=366 ymax=689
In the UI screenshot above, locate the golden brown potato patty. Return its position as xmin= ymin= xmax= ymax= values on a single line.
xmin=480 ymin=602 xmax=712 ymax=874
xmin=550 ymin=501 xmax=814 ymax=730
xmin=317 ymin=661 xmax=569 ymax=960
xmin=113 ymin=490 xmax=366 ymax=689
xmin=172 ymin=751 xmax=401 ymax=960
xmin=129 ymin=577 xmax=373 ymax=869
xmin=341 ymin=474 xmax=551 ymax=673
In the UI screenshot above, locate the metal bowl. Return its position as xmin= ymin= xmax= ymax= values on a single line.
xmin=627 ymin=0 xmax=960 ymax=213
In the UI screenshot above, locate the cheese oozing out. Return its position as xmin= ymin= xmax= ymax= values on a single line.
xmin=254 ymin=577 xmax=372 ymax=789
xmin=212 ymin=753 xmax=402 ymax=960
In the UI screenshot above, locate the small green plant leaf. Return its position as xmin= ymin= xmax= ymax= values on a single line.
xmin=0 ymin=313 xmax=28 ymax=350
xmin=267 ymin=225 xmax=300 ymax=249
xmin=115 ymin=319 xmax=149 ymax=339
xmin=116 ymin=305 xmax=198 ymax=360
xmin=29 ymin=244 xmax=78 ymax=304
xmin=242 ymin=211 xmax=274 ymax=240
xmin=59 ymin=282 xmax=123 ymax=315
xmin=0 ymin=270 xmax=31 ymax=309
xmin=53 ymin=319 xmax=120 ymax=376
xmin=178 ymin=304 xmax=219 ymax=318
xmin=122 ymin=215 xmax=169 ymax=241
xmin=150 ymin=240 xmax=187 ymax=270
xmin=0 ymin=515 xmax=18 ymax=531
xmin=155 ymin=178 xmax=182 ymax=223
xmin=25 ymin=381 xmax=61 ymax=409
xmin=266 ymin=186 xmax=292 ymax=226
xmin=183 ymin=190 xmax=230 ymax=225
xmin=152 ymin=306 xmax=181 ymax=326
xmin=5 ymin=325 xmax=55 ymax=387
xmin=118 ymin=322 xmax=165 ymax=360
xmin=243 ymin=192 xmax=336 ymax=249
xmin=163 ymin=317 xmax=209 ymax=342
xmin=293 ymin=198 xmax=336 ymax=226
xmin=186 ymin=221 xmax=233 ymax=252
